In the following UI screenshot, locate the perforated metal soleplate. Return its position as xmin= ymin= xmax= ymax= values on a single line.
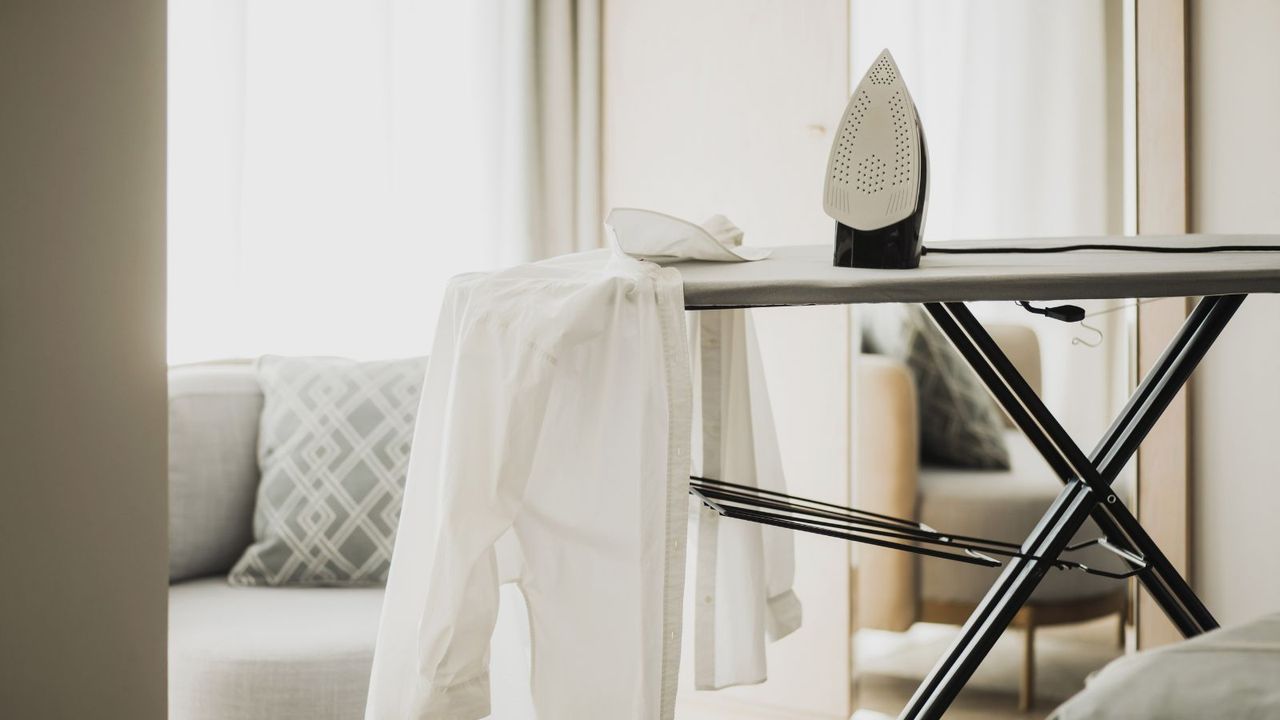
xmin=824 ymin=49 xmax=925 ymax=231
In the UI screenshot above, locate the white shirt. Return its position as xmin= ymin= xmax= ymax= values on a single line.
xmin=366 ymin=214 xmax=797 ymax=719
xmin=687 ymin=308 xmax=801 ymax=691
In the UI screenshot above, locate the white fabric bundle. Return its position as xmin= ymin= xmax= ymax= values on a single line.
xmin=365 ymin=211 xmax=794 ymax=719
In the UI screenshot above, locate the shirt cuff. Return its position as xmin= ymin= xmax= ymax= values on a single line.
xmin=411 ymin=672 xmax=491 ymax=720
xmin=766 ymin=588 xmax=803 ymax=642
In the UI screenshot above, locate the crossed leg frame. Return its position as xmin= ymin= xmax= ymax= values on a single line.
xmin=899 ymin=295 xmax=1246 ymax=719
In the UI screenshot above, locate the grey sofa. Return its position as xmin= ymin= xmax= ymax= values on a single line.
xmin=167 ymin=362 xmax=381 ymax=720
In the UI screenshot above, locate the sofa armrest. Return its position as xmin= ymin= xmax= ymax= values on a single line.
xmin=168 ymin=362 xmax=262 ymax=582
xmin=852 ymin=353 xmax=919 ymax=632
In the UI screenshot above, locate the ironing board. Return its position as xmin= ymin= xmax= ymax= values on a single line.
xmin=671 ymin=234 xmax=1280 ymax=720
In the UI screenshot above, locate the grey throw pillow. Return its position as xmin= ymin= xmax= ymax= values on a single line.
xmin=228 ymin=355 xmax=428 ymax=587
xmin=863 ymin=305 xmax=1010 ymax=469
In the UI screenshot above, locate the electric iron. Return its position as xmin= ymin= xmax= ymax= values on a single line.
xmin=823 ymin=49 xmax=928 ymax=269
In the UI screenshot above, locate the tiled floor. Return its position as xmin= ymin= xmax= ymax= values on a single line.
xmin=853 ymin=616 xmax=1126 ymax=719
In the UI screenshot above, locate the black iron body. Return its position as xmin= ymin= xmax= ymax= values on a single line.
xmin=833 ymin=218 xmax=923 ymax=269
xmin=832 ymin=113 xmax=928 ymax=270
xmin=685 ymin=293 xmax=1246 ymax=720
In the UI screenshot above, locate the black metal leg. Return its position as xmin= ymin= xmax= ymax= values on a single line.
xmin=901 ymin=480 xmax=1099 ymax=720
xmin=939 ymin=297 xmax=1243 ymax=637
xmin=898 ymin=296 xmax=1245 ymax=720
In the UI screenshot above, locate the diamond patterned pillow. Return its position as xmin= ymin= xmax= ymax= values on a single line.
xmin=863 ymin=305 xmax=1010 ymax=470
xmin=228 ymin=355 xmax=428 ymax=587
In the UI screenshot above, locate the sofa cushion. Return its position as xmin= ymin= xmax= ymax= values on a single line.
xmin=918 ymin=430 xmax=1119 ymax=605
xmin=169 ymin=362 xmax=263 ymax=582
xmin=169 ymin=578 xmax=383 ymax=720
xmin=863 ymin=304 xmax=1011 ymax=469
xmin=229 ymin=356 xmax=428 ymax=587
xmin=1049 ymin=613 xmax=1280 ymax=719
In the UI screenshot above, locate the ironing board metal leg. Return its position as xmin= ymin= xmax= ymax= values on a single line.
xmin=899 ymin=480 xmax=1098 ymax=719
xmin=897 ymin=296 xmax=1244 ymax=720
xmin=939 ymin=296 xmax=1242 ymax=637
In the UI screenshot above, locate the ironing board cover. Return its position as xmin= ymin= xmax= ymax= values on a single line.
xmin=672 ymin=235 xmax=1280 ymax=307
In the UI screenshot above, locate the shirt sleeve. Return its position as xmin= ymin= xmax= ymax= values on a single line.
xmin=745 ymin=314 xmax=802 ymax=640
xmin=406 ymin=314 xmax=559 ymax=719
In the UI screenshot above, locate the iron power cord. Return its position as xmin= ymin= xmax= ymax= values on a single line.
xmin=924 ymin=243 xmax=1280 ymax=255
xmin=921 ymin=242 xmax=1280 ymax=322
xmin=1016 ymin=301 xmax=1084 ymax=323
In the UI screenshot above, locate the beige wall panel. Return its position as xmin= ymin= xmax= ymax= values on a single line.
xmin=0 ymin=1 xmax=168 ymax=718
xmin=1188 ymin=0 xmax=1280 ymax=626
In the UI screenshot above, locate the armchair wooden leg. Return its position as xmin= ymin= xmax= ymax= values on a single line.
xmin=1019 ymin=619 xmax=1036 ymax=713
xmin=1118 ymin=592 xmax=1128 ymax=649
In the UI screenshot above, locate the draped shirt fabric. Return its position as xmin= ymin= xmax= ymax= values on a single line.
xmin=365 ymin=245 xmax=797 ymax=719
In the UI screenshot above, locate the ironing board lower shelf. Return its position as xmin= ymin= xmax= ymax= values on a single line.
xmin=688 ymin=476 xmax=1143 ymax=580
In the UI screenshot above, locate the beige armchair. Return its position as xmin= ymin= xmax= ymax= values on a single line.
xmin=852 ymin=323 xmax=1126 ymax=711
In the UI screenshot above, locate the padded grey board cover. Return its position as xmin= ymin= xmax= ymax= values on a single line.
xmin=672 ymin=236 xmax=1280 ymax=307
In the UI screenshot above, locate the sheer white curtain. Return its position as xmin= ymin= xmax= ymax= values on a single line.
xmin=852 ymin=0 xmax=1125 ymax=242
xmin=851 ymin=0 xmax=1130 ymax=442
xmin=168 ymin=0 xmax=600 ymax=363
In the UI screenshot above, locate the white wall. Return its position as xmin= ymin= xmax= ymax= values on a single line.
xmin=603 ymin=1 xmax=854 ymax=717
xmin=1189 ymin=0 xmax=1280 ymax=625
xmin=0 ymin=2 xmax=168 ymax=718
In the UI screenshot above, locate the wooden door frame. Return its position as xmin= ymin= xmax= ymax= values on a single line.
xmin=1134 ymin=0 xmax=1193 ymax=650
